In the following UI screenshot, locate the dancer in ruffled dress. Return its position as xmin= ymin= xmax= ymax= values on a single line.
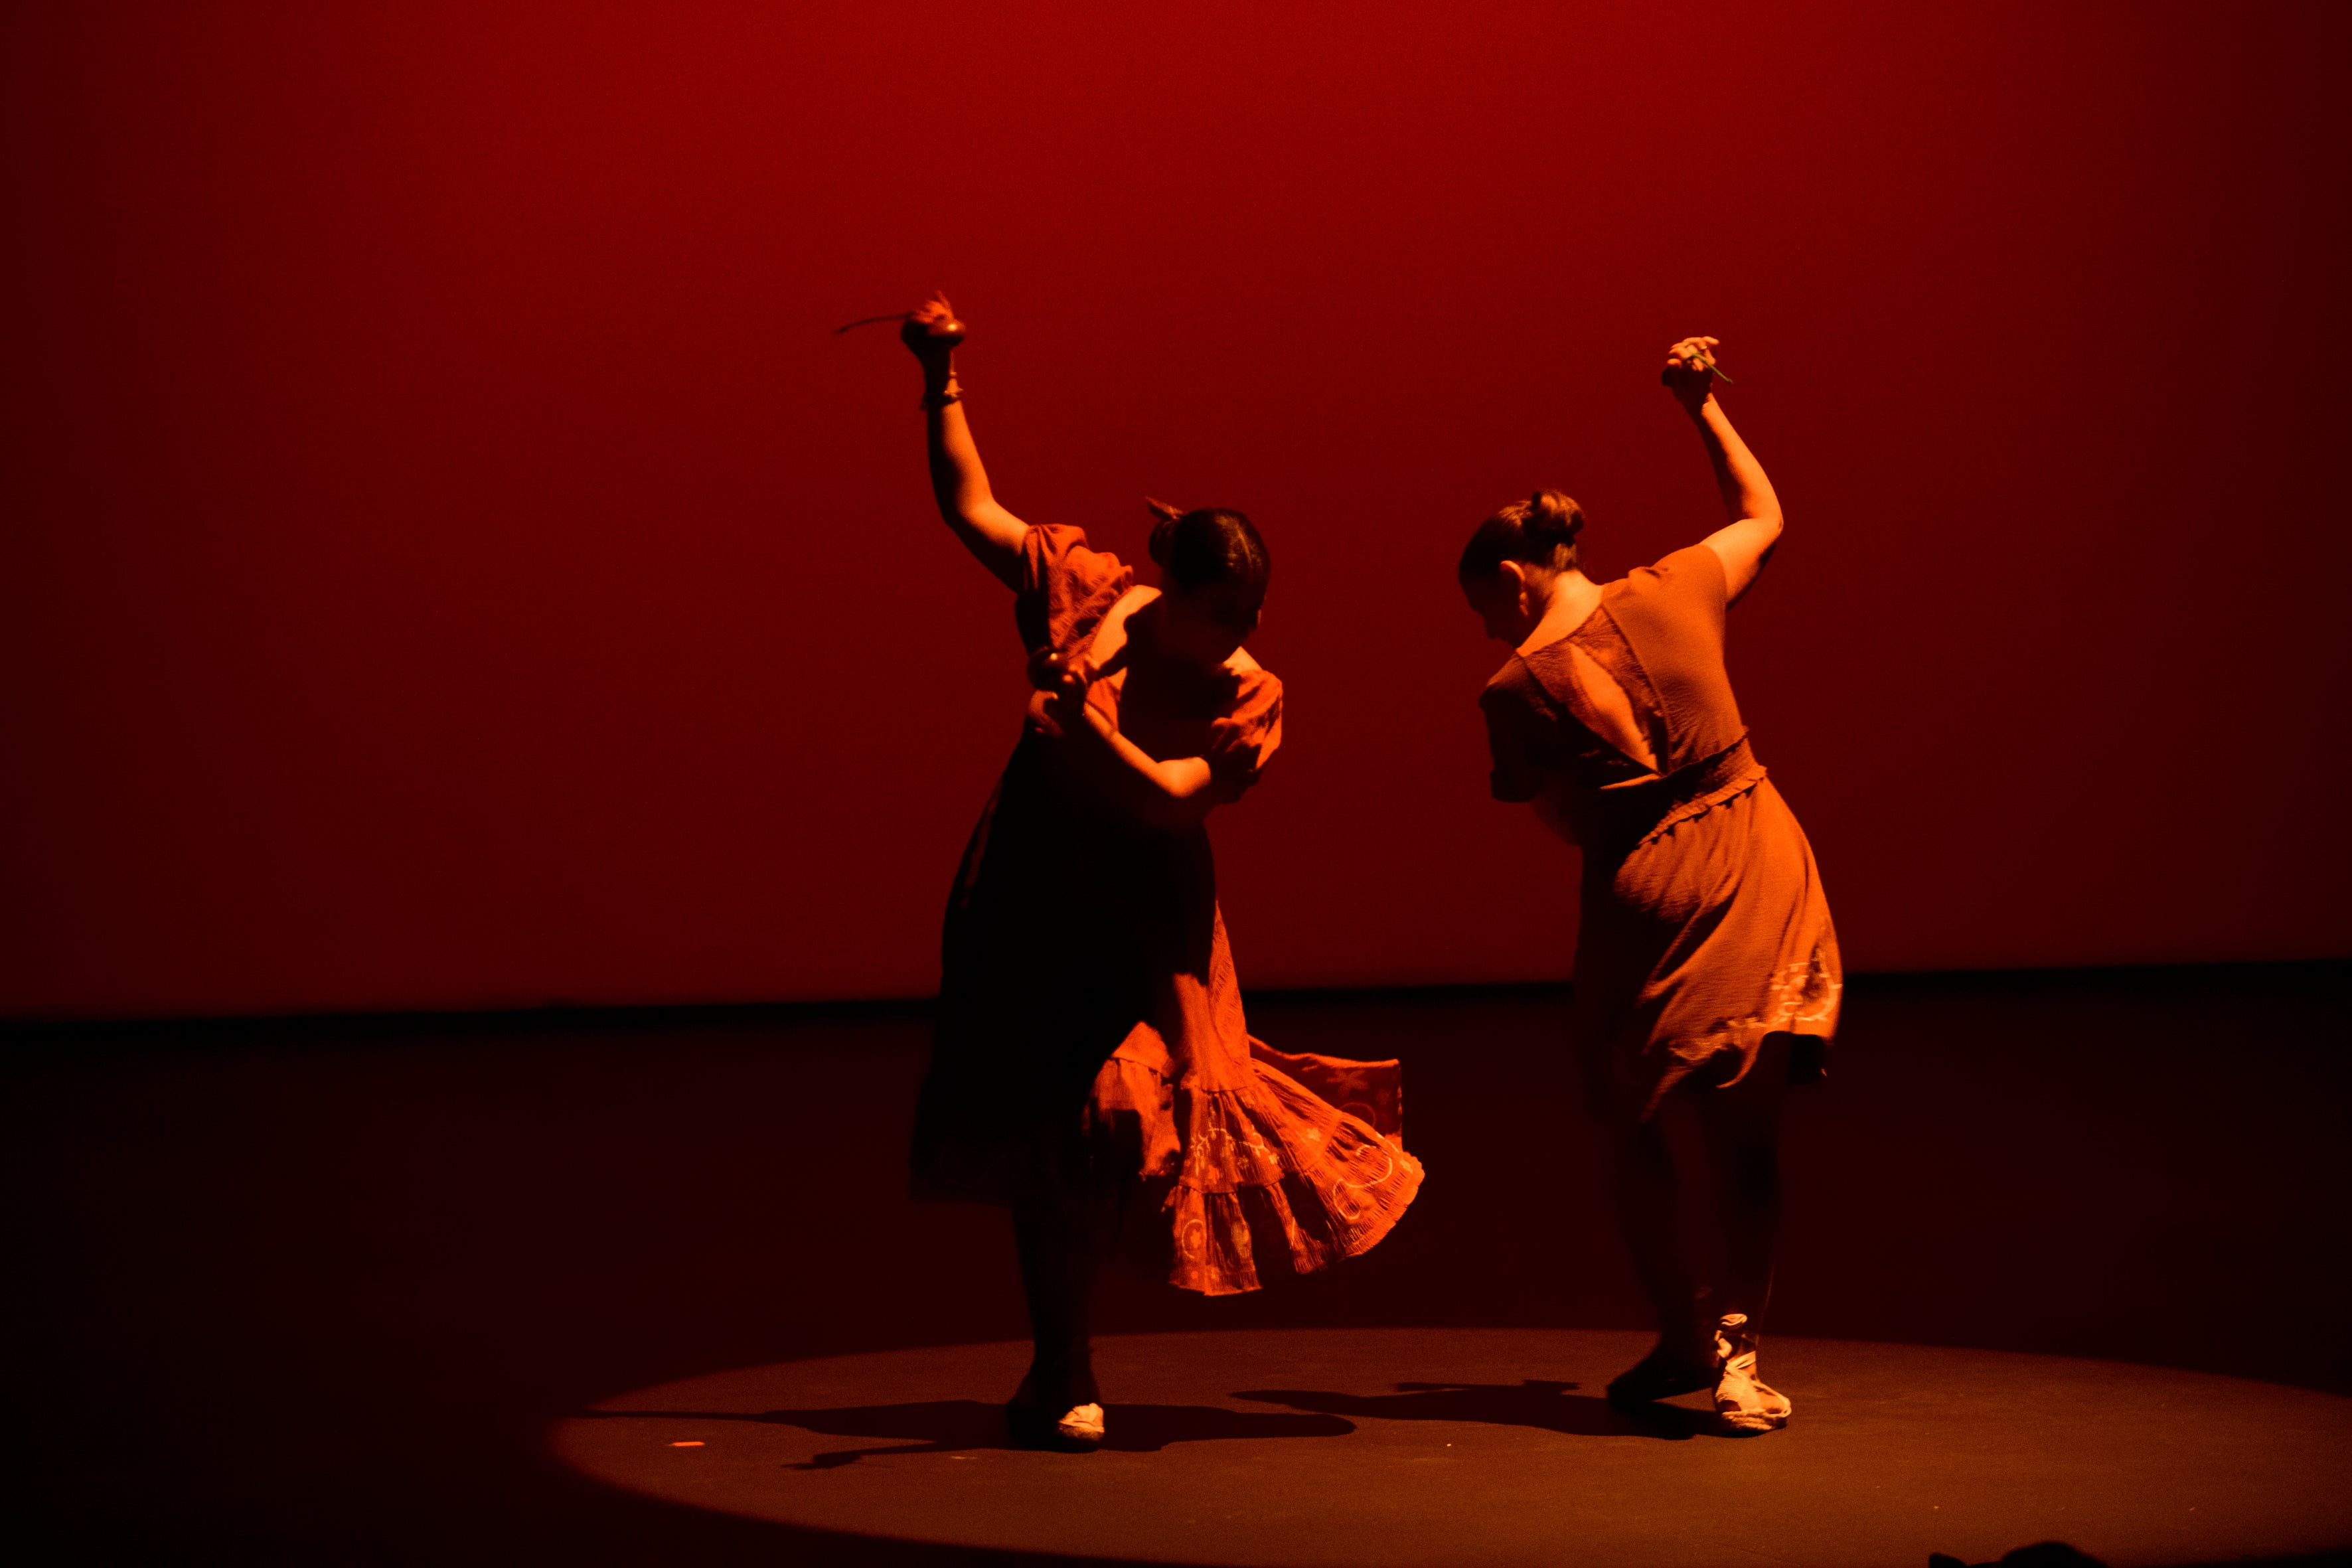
xmin=1459 ymin=337 xmax=1840 ymax=1435
xmin=895 ymin=293 xmax=1422 ymax=1449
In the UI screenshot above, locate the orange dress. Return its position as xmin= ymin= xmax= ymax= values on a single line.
xmin=1480 ymin=544 xmax=1842 ymax=1122
xmin=913 ymin=525 xmax=1423 ymax=1296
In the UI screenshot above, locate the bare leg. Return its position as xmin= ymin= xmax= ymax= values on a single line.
xmin=1609 ymin=1119 xmax=1707 ymax=1352
xmin=1692 ymin=1033 xmax=1794 ymax=1433
xmin=1606 ymin=1034 xmax=1793 ymax=1406
xmin=1010 ymin=1179 xmax=1117 ymax=1411
xmin=1605 ymin=1117 xmax=1715 ymax=1401
xmin=1693 ymin=1032 xmax=1790 ymax=1330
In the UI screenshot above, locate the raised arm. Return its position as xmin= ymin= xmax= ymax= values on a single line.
xmin=1661 ymin=336 xmax=1784 ymax=605
xmin=905 ymin=293 xmax=1030 ymax=589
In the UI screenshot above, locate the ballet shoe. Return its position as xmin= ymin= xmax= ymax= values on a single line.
xmin=1005 ymin=1374 xmax=1105 ymax=1451
xmin=1710 ymin=1312 xmax=1792 ymax=1436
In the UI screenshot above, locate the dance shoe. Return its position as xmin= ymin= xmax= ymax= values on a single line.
xmin=1051 ymin=1401 xmax=1105 ymax=1445
xmin=1710 ymin=1312 xmax=1792 ymax=1435
xmin=1005 ymin=1376 xmax=1106 ymax=1451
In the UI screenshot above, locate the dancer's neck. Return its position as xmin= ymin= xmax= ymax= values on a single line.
xmin=1518 ymin=569 xmax=1603 ymax=656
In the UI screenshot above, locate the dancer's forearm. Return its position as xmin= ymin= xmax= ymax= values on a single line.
xmin=1689 ymin=396 xmax=1784 ymax=604
xmin=923 ymin=366 xmax=1028 ymax=588
xmin=898 ymin=291 xmax=1027 ymax=586
xmin=1690 ymin=397 xmax=1781 ymax=534
xmin=1067 ymin=704 xmax=1217 ymax=828
xmin=1660 ymin=337 xmax=1784 ymax=603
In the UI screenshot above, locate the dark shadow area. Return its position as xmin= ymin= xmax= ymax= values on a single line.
xmin=5 ymin=963 xmax=2349 ymax=1562
xmin=1233 ymin=1377 xmax=1709 ymax=1441
xmin=1932 ymin=1542 xmax=2108 ymax=1568
xmin=574 ymin=1399 xmax=1354 ymax=1468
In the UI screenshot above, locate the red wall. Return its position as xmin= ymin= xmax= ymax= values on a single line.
xmin=5 ymin=2 xmax=2346 ymax=1017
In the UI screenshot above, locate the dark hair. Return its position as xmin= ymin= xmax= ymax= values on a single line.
xmin=1146 ymin=499 xmax=1271 ymax=604
xmin=1458 ymin=488 xmax=1585 ymax=582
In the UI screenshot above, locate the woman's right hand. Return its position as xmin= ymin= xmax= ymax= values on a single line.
xmin=1027 ymin=646 xmax=1093 ymax=694
xmin=901 ymin=291 xmax=965 ymax=364
xmin=1025 ymin=649 xmax=1097 ymax=740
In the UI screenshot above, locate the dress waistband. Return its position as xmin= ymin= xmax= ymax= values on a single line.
xmin=1569 ymin=736 xmax=1767 ymax=852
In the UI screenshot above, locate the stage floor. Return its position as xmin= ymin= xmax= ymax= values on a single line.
xmin=8 ymin=963 xmax=2350 ymax=1563
xmin=557 ymin=1328 xmax=2352 ymax=1568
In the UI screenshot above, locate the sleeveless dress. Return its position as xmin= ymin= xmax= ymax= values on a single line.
xmin=912 ymin=524 xmax=1423 ymax=1296
xmin=1479 ymin=544 xmax=1842 ymax=1122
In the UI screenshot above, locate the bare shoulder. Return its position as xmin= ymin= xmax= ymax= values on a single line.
xmin=1109 ymin=583 xmax=1160 ymax=621
xmin=1697 ymin=518 xmax=1778 ymax=605
xmin=1085 ymin=584 xmax=1160 ymax=668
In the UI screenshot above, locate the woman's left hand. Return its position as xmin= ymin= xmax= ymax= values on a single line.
xmin=901 ymin=291 xmax=965 ymax=364
xmin=1660 ymin=335 xmax=1723 ymax=414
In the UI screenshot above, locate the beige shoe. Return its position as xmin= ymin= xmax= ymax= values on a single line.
xmin=1006 ymin=1376 xmax=1106 ymax=1450
xmin=1711 ymin=1312 xmax=1792 ymax=1435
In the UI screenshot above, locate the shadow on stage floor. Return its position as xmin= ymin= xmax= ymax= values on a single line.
xmin=1234 ymin=1377 xmax=1709 ymax=1439
xmin=3 ymin=962 xmax=2348 ymax=1565
xmin=575 ymin=1398 xmax=1358 ymax=1467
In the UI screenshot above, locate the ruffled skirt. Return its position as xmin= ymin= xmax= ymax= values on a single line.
xmin=913 ymin=736 xmax=1422 ymax=1296
xmin=1089 ymin=1031 xmax=1422 ymax=1296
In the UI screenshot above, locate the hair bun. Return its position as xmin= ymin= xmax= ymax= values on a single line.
xmin=1458 ymin=488 xmax=1588 ymax=583
xmin=1525 ymin=488 xmax=1585 ymax=548
xmin=1144 ymin=497 xmax=1184 ymax=566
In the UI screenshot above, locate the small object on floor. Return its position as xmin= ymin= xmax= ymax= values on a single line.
xmin=1711 ymin=1312 xmax=1792 ymax=1435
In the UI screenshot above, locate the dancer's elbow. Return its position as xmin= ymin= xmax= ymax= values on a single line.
xmin=1136 ymin=761 xmax=1218 ymax=828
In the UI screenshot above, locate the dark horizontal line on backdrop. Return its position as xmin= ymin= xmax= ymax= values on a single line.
xmin=3 ymin=959 xmax=2344 ymax=1044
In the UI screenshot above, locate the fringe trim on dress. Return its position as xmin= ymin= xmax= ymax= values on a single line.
xmin=1638 ymin=941 xmax=1843 ymax=1116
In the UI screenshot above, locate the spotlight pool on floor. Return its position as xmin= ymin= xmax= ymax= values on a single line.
xmin=551 ymin=1326 xmax=2352 ymax=1567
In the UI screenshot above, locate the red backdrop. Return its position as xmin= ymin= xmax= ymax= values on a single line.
xmin=4 ymin=1 xmax=2346 ymax=1018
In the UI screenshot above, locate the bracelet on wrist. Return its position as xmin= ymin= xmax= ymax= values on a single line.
xmin=919 ymin=378 xmax=962 ymax=410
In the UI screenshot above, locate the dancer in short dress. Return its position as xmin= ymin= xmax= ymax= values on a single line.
xmin=1458 ymin=336 xmax=1840 ymax=1435
xmin=896 ymin=293 xmax=1423 ymax=1449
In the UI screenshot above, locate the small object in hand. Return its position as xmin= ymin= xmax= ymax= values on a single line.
xmin=831 ymin=309 xmax=965 ymax=350
xmin=903 ymin=309 xmax=965 ymax=351
xmin=1028 ymin=646 xmax=1091 ymax=693
xmin=1661 ymin=354 xmax=1733 ymax=386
